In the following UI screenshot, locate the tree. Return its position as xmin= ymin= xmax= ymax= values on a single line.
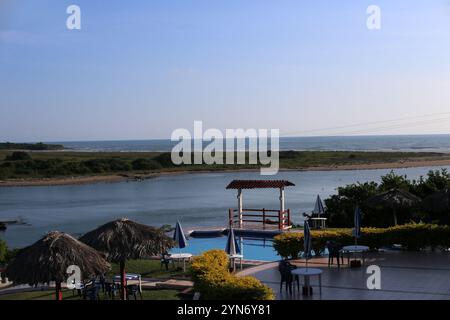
xmin=0 ymin=240 xmax=7 ymax=264
xmin=5 ymin=151 xmax=31 ymax=161
xmin=379 ymin=171 xmax=412 ymax=191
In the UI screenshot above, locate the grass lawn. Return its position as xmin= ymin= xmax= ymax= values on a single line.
xmin=0 ymin=259 xmax=190 ymax=301
xmin=108 ymin=259 xmax=190 ymax=279
xmin=0 ymin=289 xmax=181 ymax=300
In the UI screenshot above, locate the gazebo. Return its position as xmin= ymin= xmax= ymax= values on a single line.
xmin=226 ymin=180 xmax=295 ymax=230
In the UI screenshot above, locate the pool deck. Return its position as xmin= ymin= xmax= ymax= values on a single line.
xmin=187 ymin=224 xmax=301 ymax=238
xmin=241 ymin=250 xmax=450 ymax=300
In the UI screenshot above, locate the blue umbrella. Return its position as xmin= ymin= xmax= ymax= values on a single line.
xmin=225 ymin=227 xmax=241 ymax=256
xmin=313 ymin=195 xmax=325 ymax=217
xmin=303 ymin=220 xmax=312 ymax=268
xmin=353 ymin=206 xmax=362 ymax=244
xmin=173 ymin=221 xmax=187 ymax=249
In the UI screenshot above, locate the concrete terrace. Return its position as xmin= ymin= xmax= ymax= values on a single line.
xmin=240 ymin=250 xmax=450 ymax=300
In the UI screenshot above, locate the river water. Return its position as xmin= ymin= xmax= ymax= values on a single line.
xmin=1 ymin=166 xmax=449 ymax=248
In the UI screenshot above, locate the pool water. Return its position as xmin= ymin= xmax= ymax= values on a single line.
xmin=169 ymin=236 xmax=280 ymax=261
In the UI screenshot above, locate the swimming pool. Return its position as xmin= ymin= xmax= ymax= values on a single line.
xmin=169 ymin=236 xmax=280 ymax=261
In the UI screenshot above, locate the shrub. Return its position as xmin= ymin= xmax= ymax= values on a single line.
xmin=273 ymin=223 xmax=450 ymax=259
xmin=132 ymin=158 xmax=162 ymax=171
xmin=83 ymin=159 xmax=111 ymax=173
xmin=5 ymin=151 xmax=31 ymax=161
xmin=107 ymin=158 xmax=131 ymax=171
xmin=0 ymin=240 xmax=7 ymax=264
xmin=190 ymin=250 xmax=274 ymax=300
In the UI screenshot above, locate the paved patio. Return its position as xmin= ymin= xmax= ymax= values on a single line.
xmin=241 ymin=250 xmax=450 ymax=300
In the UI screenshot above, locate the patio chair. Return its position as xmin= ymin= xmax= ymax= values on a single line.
xmin=126 ymin=284 xmax=142 ymax=300
xmin=278 ymin=260 xmax=300 ymax=294
xmin=326 ymin=240 xmax=344 ymax=268
xmin=84 ymin=284 xmax=101 ymax=300
xmin=104 ymin=282 xmax=118 ymax=300
xmin=160 ymin=252 xmax=171 ymax=271
xmin=278 ymin=262 xmax=293 ymax=294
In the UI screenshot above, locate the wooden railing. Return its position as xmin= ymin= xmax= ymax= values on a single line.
xmin=228 ymin=208 xmax=291 ymax=230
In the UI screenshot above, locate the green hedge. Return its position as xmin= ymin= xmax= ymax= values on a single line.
xmin=190 ymin=250 xmax=274 ymax=300
xmin=273 ymin=223 xmax=450 ymax=259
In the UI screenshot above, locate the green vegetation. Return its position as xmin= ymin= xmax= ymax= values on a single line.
xmin=0 ymin=142 xmax=63 ymax=151
xmin=0 ymin=240 xmax=7 ymax=264
xmin=108 ymin=259 xmax=189 ymax=279
xmin=190 ymin=250 xmax=274 ymax=300
xmin=0 ymin=289 xmax=181 ymax=300
xmin=0 ymin=150 xmax=447 ymax=180
xmin=273 ymin=223 xmax=450 ymax=259
xmin=326 ymin=169 xmax=450 ymax=227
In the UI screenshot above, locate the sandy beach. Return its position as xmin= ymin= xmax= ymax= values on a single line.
xmin=2 ymin=156 xmax=450 ymax=187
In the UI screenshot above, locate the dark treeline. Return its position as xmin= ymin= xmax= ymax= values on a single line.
xmin=0 ymin=142 xmax=64 ymax=150
xmin=326 ymin=169 xmax=450 ymax=228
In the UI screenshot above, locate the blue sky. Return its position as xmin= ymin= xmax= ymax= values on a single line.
xmin=1 ymin=0 xmax=450 ymax=141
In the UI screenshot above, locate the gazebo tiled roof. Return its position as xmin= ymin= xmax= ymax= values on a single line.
xmin=226 ymin=180 xmax=295 ymax=190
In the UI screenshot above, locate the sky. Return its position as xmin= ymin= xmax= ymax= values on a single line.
xmin=1 ymin=0 xmax=450 ymax=142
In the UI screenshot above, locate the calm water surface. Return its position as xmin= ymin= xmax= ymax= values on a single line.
xmin=1 ymin=166 xmax=449 ymax=248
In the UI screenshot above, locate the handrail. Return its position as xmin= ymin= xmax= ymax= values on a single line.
xmin=228 ymin=208 xmax=291 ymax=230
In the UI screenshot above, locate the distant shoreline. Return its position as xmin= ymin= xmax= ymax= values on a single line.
xmin=2 ymin=157 xmax=450 ymax=187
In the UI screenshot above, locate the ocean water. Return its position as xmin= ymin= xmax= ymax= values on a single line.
xmin=54 ymin=134 xmax=450 ymax=153
xmin=2 ymin=166 xmax=449 ymax=248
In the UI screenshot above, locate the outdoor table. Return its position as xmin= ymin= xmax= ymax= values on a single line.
xmin=341 ymin=245 xmax=369 ymax=266
xmin=291 ymin=268 xmax=322 ymax=296
xmin=113 ymin=273 xmax=142 ymax=293
xmin=169 ymin=253 xmax=193 ymax=272
xmin=229 ymin=254 xmax=244 ymax=270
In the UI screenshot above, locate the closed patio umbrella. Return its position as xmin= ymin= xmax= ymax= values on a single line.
xmin=173 ymin=221 xmax=187 ymax=250
xmin=6 ymin=231 xmax=110 ymax=300
xmin=367 ymin=188 xmax=421 ymax=225
xmin=303 ymin=220 xmax=312 ymax=268
xmin=225 ymin=227 xmax=241 ymax=256
xmin=225 ymin=228 xmax=241 ymax=271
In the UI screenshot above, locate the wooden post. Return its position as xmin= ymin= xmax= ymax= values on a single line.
xmin=287 ymin=209 xmax=291 ymax=228
xmin=55 ymin=281 xmax=62 ymax=301
xmin=229 ymin=208 xmax=233 ymax=227
xmin=278 ymin=210 xmax=282 ymax=230
xmin=262 ymin=208 xmax=266 ymax=230
xmin=120 ymin=261 xmax=127 ymax=300
xmin=237 ymin=189 xmax=243 ymax=228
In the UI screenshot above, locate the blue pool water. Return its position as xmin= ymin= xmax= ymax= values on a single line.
xmin=169 ymin=236 xmax=280 ymax=261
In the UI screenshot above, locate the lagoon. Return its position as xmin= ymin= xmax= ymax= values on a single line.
xmin=1 ymin=166 xmax=449 ymax=248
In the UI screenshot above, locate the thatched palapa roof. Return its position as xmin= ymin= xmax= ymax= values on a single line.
xmin=367 ymin=188 xmax=421 ymax=208
xmin=79 ymin=218 xmax=174 ymax=262
xmin=6 ymin=231 xmax=110 ymax=285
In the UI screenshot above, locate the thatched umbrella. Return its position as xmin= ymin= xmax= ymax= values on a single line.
xmin=79 ymin=218 xmax=174 ymax=300
xmin=6 ymin=231 xmax=110 ymax=300
xmin=367 ymin=188 xmax=421 ymax=225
